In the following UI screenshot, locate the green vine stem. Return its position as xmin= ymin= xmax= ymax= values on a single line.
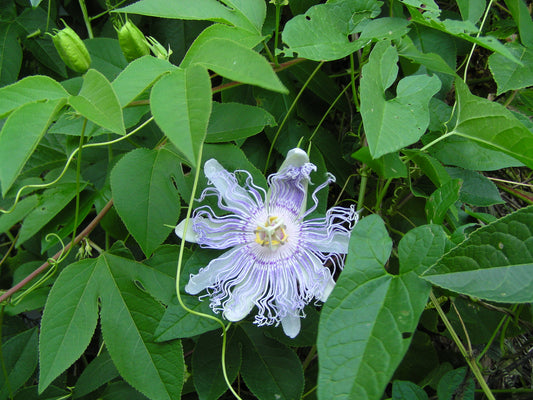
xmin=429 ymin=291 xmax=496 ymax=400
xmin=174 ymin=143 xmax=242 ymax=400
xmin=272 ymin=0 xmax=286 ymax=67
xmin=78 ymin=0 xmax=94 ymax=38
xmin=374 ymin=177 xmax=393 ymax=214
xmin=264 ymin=61 xmax=325 ymax=174
xmin=67 ymin=118 xmax=87 ymax=259
xmin=463 ymin=0 xmax=495 ymax=82
xmin=494 ymin=182 xmax=533 ymax=204
xmin=0 ymin=200 xmax=114 ymax=304
xmin=308 ymin=84 xmax=351 ymax=143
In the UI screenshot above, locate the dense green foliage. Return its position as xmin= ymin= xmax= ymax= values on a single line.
xmin=0 ymin=0 xmax=532 ymax=399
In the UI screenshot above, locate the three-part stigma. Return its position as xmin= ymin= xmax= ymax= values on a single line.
xmin=254 ymin=216 xmax=288 ymax=250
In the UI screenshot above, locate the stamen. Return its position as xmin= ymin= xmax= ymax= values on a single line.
xmin=254 ymin=216 xmax=288 ymax=250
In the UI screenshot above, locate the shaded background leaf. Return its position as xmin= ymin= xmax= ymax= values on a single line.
xmin=111 ymin=148 xmax=181 ymax=257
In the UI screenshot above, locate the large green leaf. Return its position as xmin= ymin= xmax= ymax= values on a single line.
xmin=117 ymin=0 xmax=265 ymax=33
xmin=352 ymin=147 xmax=408 ymax=179
xmin=150 ymin=65 xmax=212 ymax=167
xmin=0 ymin=98 xmax=66 ymax=196
xmin=450 ymin=78 xmax=533 ymax=169
xmin=0 ymin=195 xmax=38 ymax=234
xmin=39 ymin=259 xmax=101 ymax=392
xmin=180 ymin=24 xmax=264 ymax=68
xmin=423 ymin=206 xmax=533 ymax=303
xmin=111 ymin=148 xmax=182 ymax=257
xmin=112 ymin=56 xmax=176 ymax=107
xmin=220 ymin=0 xmax=266 ymax=33
xmin=0 ymin=23 xmax=22 ymax=87
xmin=155 ymin=297 xmax=220 ymax=341
xmin=0 ymin=75 xmax=68 ymax=118
xmin=73 ymin=351 xmax=119 ymax=398
xmin=185 ymin=38 xmax=287 ymax=93
xmin=504 ymin=0 xmax=533 ymax=48
xmin=360 ymin=40 xmax=441 ymax=158
xmin=240 ymin=324 xmax=304 ymax=400
xmin=392 ymin=381 xmax=429 ymax=400
xmin=85 ymin=38 xmax=127 ymax=81
xmin=192 ymin=329 xmax=241 ymax=400
xmin=281 ymin=0 xmax=382 ymax=61
xmin=0 ymin=328 xmax=38 ymax=400
xmin=317 ymin=216 xmax=435 ymax=400
xmin=206 ymin=102 xmax=276 ymax=143
xmin=143 ymin=245 xmax=192 ymax=305
xmin=396 ymin=35 xmax=457 ymax=76
xmin=98 ymin=254 xmax=184 ymax=400
xmin=488 ymin=43 xmax=533 ymax=95
xmin=426 ymin=135 xmax=523 ymax=171
xmin=154 ymin=248 xmax=221 ymax=340
xmin=69 ymin=69 xmax=125 ymax=135
xmin=401 ymin=0 xmax=521 ymax=64
xmin=446 ymin=167 xmax=504 ymax=207
xmin=39 ymin=254 xmax=185 ymax=399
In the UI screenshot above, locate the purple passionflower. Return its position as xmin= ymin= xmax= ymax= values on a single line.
xmin=175 ymin=148 xmax=358 ymax=337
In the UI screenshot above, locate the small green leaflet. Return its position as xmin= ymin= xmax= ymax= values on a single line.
xmin=111 ymin=148 xmax=182 ymax=257
xmin=150 ymin=65 xmax=212 ymax=167
xmin=68 ymin=69 xmax=125 ymax=135
xmin=0 ymin=98 xmax=66 ymax=196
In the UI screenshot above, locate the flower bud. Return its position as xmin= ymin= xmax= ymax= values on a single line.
xmin=117 ymin=20 xmax=150 ymax=62
xmin=51 ymin=22 xmax=91 ymax=73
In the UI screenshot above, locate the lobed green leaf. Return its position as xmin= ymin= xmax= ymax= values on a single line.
xmin=361 ymin=40 xmax=441 ymax=158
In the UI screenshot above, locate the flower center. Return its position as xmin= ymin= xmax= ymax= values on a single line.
xmin=254 ymin=216 xmax=288 ymax=250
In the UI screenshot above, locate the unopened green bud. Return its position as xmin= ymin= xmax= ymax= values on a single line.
xmin=117 ymin=20 xmax=150 ymax=62
xmin=146 ymin=36 xmax=173 ymax=60
xmin=51 ymin=22 xmax=91 ymax=73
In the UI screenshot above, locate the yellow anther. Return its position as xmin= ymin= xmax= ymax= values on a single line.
xmin=254 ymin=216 xmax=288 ymax=250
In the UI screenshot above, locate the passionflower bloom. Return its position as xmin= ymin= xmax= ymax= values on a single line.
xmin=175 ymin=148 xmax=358 ymax=337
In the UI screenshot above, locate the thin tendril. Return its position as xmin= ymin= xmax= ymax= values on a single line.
xmin=174 ymin=143 xmax=243 ymax=400
xmin=430 ymin=291 xmax=495 ymax=400
xmin=66 ymin=118 xmax=87 ymax=260
xmin=12 ymin=233 xmax=66 ymax=305
xmin=264 ymin=61 xmax=325 ymax=174
xmin=1 ymin=117 xmax=153 ymax=215
xmin=309 ymin=84 xmax=351 ymax=143
xmin=463 ymin=0 xmax=495 ymax=82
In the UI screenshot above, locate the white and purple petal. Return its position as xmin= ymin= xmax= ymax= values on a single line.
xmin=177 ymin=148 xmax=358 ymax=338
